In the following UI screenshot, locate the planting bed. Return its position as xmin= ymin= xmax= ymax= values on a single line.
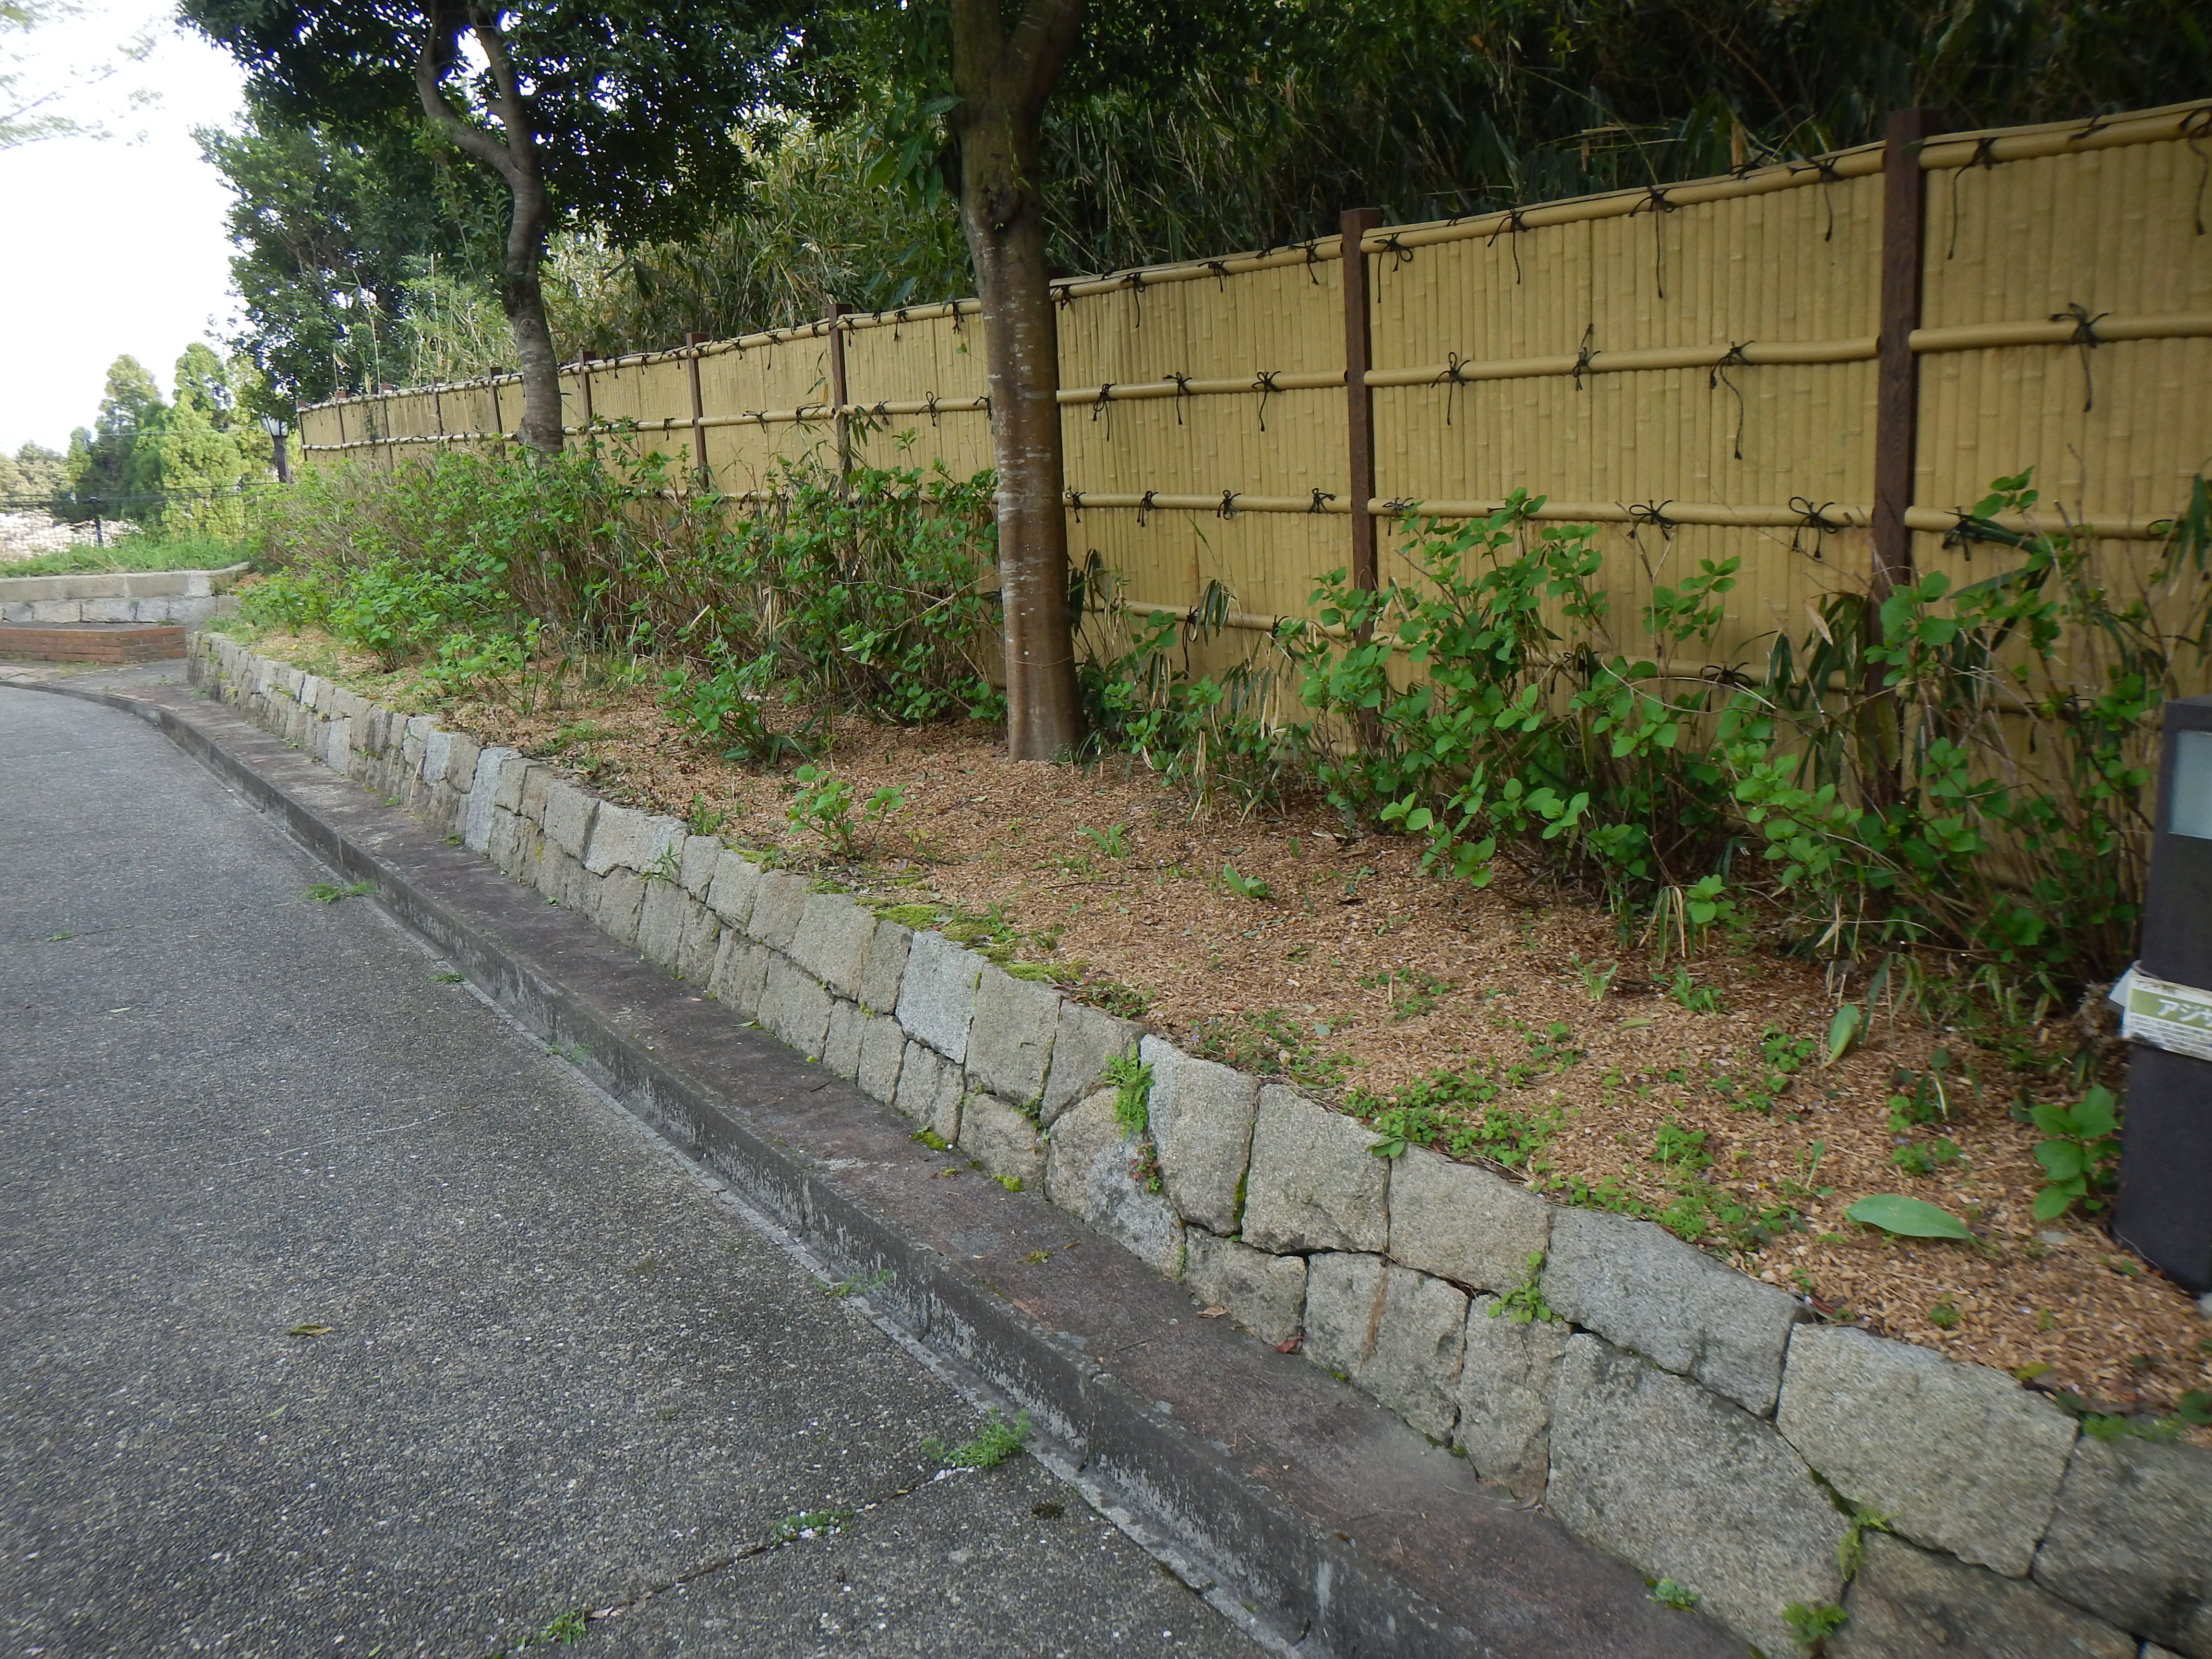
xmin=226 ymin=623 xmax=2212 ymax=1431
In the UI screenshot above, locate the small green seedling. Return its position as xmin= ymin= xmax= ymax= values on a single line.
xmin=1488 ymin=1252 xmax=1556 ymax=1324
xmin=1219 ymin=862 xmax=1270 ymax=900
xmin=1783 ymin=1600 xmax=1848 ymax=1652
xmin=434 ymin=971 xmax=465 ymax=984
xmin=1843 ymin=1193 xmax=1974 ymax=1241
xmin=2029 ymin=1085 xmax=2121 ymax=1221
xmin=771 ymin=1508 xmax=854 ymax=1544
xmin=303 ymin=880 xmax=374 ymax=903
xmin=1649 ymin=1578 xmax=1700 ymax=1611
xmin=1079 ymin=824 xmax=1132 ymax=857
xmin=1102 ymin=1052 xmax=1153 ymax=1139
xmin=923 ymin=1407 xmax=1031 ymax=1470
xmin=1929 ymin=1296 xmax=1961 ymax=1330
xmin=820 ymin=1268 xmax=893 ymax=1299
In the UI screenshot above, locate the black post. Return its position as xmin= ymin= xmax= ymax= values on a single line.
xmin=2114 ymin=694 xmax=2212 ymax=1296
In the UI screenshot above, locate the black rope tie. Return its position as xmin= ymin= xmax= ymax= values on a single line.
xmin=923 ymin=392 xmax=941 ymax=428
xmin=1252 ymin=370 xmax=1282 ymax=432
xmin=1790 ymin=497 xmax=1844 ymax=562
xmin=1310 ymin=489 xmax=1337 ymax=514
xmin=2070 ymin=113 xmax=2113 ymax=145
xmin=1167 ymin=372 xmax=1193 ymax=425
xmin=1053 ymin=285 xmax=1075 ymax=311
xmin=1137 ymin=489 xmax=1157 ymax=527
xmin=1126 ymin=269 xmax=1146 ymax=327
xmin=1092 ymin=383 xmax=1115 ymax=437
xmin=1485 ymin=207 xmax=1529 ymax=283
xmin=1626 ymin=500 xmax=1678 ymax=542
xmin=1303 ymin=240 xmax=1323 ymax=285
xmin=893 ymin=307 xmax=910 ymax=341
xmin=2184 ymin=106 xmax=2212 ymax=236
xmin=1631 ymin=187 xmax=1678 ymax=298
xmin=1437 ymin=351 xmax=1472 ymax=426
xmin=1708 ymin=342 xmax=1754 ymax=460
xmin=2050 ymin=301 xmax=2109 ymax=411
xmin=1217 ymin=490 xmax=1239 ymax=520
xmin=1812 ymin=156 xmax=1844 ymax=242
xmin=950 ymin=307 xmax=965 ymax=334
xmin=1067 ymin=490 xmax=1085 ymax=522
xmin=1206 ymin=259 xmax=1232 ymax=290
xmin=1379 ymin=233 xmax=1415 ymax=270
xmin=1948 ymin=136 xmax=2001 ymax=260
xmin=1572 ymin=323 xmax=1599 ymax=392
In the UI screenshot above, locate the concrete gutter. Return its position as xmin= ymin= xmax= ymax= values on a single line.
xmin=24 ymin=674 xmax=1746 ymax=1659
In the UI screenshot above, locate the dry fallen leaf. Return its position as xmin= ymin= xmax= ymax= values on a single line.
xmin=1198 ymin=1305 xmax=1230 ymax=1319
xmin=287 ymin=1323 xmax=333 ymax=1338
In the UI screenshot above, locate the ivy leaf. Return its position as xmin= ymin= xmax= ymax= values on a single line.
xmin=1845 ymin=1194 xmax=1975 ymax=1240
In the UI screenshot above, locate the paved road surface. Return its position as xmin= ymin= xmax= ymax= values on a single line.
xmin=0 ymin=685 xmax=1255 ymax=1658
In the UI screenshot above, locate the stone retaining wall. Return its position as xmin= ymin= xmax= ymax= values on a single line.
xmin=190 ymin=634 xmax=2212 ymax=1659
xmin=0 ymin=564 xmax=248 ymax=626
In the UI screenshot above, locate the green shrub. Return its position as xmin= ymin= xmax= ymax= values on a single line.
xmin=1293 ymin=474 xmax=2208 ymax=995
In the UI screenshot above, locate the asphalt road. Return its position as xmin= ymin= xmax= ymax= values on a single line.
xmin=0 ymin=686 xmax=1255 ymax=1659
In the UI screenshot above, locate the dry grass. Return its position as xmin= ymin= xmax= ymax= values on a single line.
xmin=236 ymin=625 xmax=2212 ymax=1432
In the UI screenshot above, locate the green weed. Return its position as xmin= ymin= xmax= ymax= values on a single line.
xmin=923 ymin=1408 xmax=1031 ymax=1470
xmin=303 ymin=880 xmax=373 ymax=903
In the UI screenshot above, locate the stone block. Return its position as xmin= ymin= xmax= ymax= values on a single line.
xmin=1549 ymin=1333 xmax=1848 ymax=1658
xmin=1139 ymin=1039 xmax=1260 ymax=1236
xmin=420 ymin=726 xmax=453 ymax=786
xmin=585 ymin=803 xmax=682 ymax=878
xmin=1039 ymin=1000 xmax=1142 ymax=1126
xmin=958 ymin=1092 xmax=1046 ymax=1190
xmin=1833 ymin=1532 xmax=2135 ymax=1659
xmin=518 ymin=762 xmax=554 ymax=824
xmin=856 ymin=921 xmax=911 ymax=1015
xmin=678 ymin=834 xmax=720 ymax=898
xmin=591 ymin=870 xmax=648 ymax=948
xmin=1240 ymin=1084 xmax=1388 ymax=1254
xmin=967 ymin=968 xmax=1063 ymax=1106
xmin=855 ymin=1015 xmax=907 ymax=1104
xmin=758 ymin=961 xmax=834 ymax=1059
xmin=461 ymin=747 xmax=517 ymax=854
xmin=822 ymin=999 xmax=868 ymax=1081
xmin=446 ymin=733 xmax=482 ymax=794
xmin=542 ymin=779 xmax=598 ymax=858
xmin=1542 ymin=1206 xmax=1806 ymax=1417
xmin=1180 ymin=1229 xmax=1305 ymax=1346
xmin=1303 ymin=1253 xmax=1467 ymax=1441
xmin=1777 ymin=1324 xmax=2077 ymax=1576
xmin=895 ymin=931 xmax=984 ymax=1062
xmin=790 ymin=892 xmax=878 ymax=998
xmin=635 ymin=880 xmax=691 ymax=970
xmin=2031 ymin=1433 xmax=2212 ymax=1655
xmin=893 ymin=1041 xmax=963 ymax=1141
xmin=1454 ymin=1296 xmax=1572 ymax=1501
xmin=675 ymin=901 xmax=721 ymax=985
xmin=705 ymin=851 xmax=762 ymax=930
xmin=82 ymin=595 xmax=133 ymax=623
xmin=707 ymin=937 xmax=770 ymax=1022
xmin=745 ymin=869 xmax=811 ymax=951
xmin=1387 ymin=1146 xmax=1551 ymax=1296
xmin=493 ymin=753 xmax=535 ymax=812
xmin=488 ymin=811 xmax=535 ymax=880
xmin=1043 ymin=1090 xmax=1185 ymax=1276
xmin=535 ymin=843 xmax=585 ymax=910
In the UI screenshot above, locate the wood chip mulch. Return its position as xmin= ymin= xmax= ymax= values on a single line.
xmin=240 ymin=630 xmax=2212 ymax=1435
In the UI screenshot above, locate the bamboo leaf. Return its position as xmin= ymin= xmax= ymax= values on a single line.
xmin=1844 ymin=1194 xmax=1974 ymax=1240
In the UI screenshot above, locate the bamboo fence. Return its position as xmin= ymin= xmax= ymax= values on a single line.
xmin=300 ymin=98 xmax=2212 ymax=685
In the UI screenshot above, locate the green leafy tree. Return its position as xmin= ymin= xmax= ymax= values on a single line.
xmin=62 ymin=354 xmax=165 ymax=521
xmin=185 ymin=0 xmax=794 ymax=447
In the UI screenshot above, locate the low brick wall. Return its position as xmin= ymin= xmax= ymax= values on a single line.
xmin=190 ymin=634 xmax=2212 ymax=1659
xmin=0 ymin=563 xmax=248 ymax=627
xmin=0 ymin=623 xmax=186 ymax=662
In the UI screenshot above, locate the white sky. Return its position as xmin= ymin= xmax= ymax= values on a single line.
xmin=0 ymin=1 xmax=246 ymax=455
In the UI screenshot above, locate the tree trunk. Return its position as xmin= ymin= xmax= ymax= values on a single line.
xmin=950 ymin=0 xmax=1086 ymax=762
xmin=416 ymin=3 xmax=561 ymax=453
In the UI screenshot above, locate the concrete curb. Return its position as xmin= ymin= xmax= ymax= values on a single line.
xmin=21 ymin=674 xmax=1749 ymax=1659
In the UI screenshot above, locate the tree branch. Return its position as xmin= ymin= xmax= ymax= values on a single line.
xmin=1007 ymin=0 xmax=1087 ymax=118
xmin=414 ymin=0 xmax=514 ymax=181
